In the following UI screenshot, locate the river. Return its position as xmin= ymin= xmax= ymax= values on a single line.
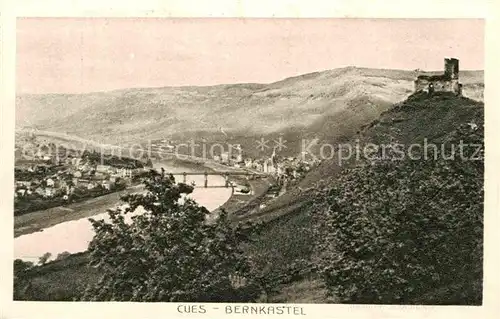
xmin=14 ymin=163 xmax=233 ymax=264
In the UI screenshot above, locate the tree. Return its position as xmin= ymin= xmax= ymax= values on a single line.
xmin=81 ymin=169 xmax=261 ymax=302
xmin=38 ymin=252 xmax=52 ymax=265
xmin=313 ymin=121 xmax=483 ymax=304
xmin=13 ymin=259 xmax=35 ymax=301
xmin=55 ymin=251 xmax=72 ymax=261
xmin=14 ymin=259 xmax=34 ymax=275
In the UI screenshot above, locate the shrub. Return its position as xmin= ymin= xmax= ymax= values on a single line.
xmin=38 ymin=252 xmax=52 ymax=265
xmin=314 ymin=121 xmax=483 ymax=304
xmin=55 ymin=251 xmax=72 ymax=261
xmin=81 ymin=169 xmax=262 ymax=302
xmin=14 ymin=259 xmax=34 ymax=275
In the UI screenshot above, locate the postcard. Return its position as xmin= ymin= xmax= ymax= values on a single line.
xmin=1 ymin=1 xmax=498 ymax=319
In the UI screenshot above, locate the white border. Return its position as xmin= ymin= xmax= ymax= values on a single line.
xmin=2 ymin=0 xmax=490 ymax=18
xmin=1 ymin=1 xmax=499 ymax=319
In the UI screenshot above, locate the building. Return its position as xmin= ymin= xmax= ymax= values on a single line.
xmin=117 ymin=168 xmax=132 ymax=178
xmin=244 ymin=158 xmax=253 ymax=168
xmin=414 ymin=58 xmax=462 ymax=95
xmin=16 ymin=181 xmax=31 ymax=187
xmin=64 ymin=184 xmax=74 ymax=195
xmin=263 ymin=159 xmax=276 ymax=174
xmin=34 ymin=187 xmax=44 ymax=196
xmin=71 ymin=158 xmax=82 ymax=167
xmin=276 ymin=163 xmax=285 ymax=176
xmin=57 ymin=179 xmax=68 ymax=190
xmin=46 ymin=178 xmax=55 ymax=187
xmin=96 ymin=165 xmax=112 ymax=173
xmin=46 ymin=187 xmax=56 ymax=197
xmin=94 ymin=171 xmax=107 ymax=179
xmin=17 ymin=189 xmax=27 ymax=196
xmin=79 ymin=163 xmax=92 ymax=172
xmin=220 ymin=152 xmax=229 ymax=163
xmin=76 ymin=179 xmax=91 ymax=189
xmin=101 ymin=181 xmax=112 ymax=190
xmin=253 ymin=162 xmax=263 ymax=172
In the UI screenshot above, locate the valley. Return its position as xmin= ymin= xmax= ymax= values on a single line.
xmin=14 ymin=66 xmax=485 ymax=304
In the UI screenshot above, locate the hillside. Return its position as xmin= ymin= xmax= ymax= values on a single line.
xmin=14 ymin=91 xmax=485 ymax=303
xmin=16 ymin=68 xmax=484 ymax=157
xmin=248 ymin=92 xmax=484 ymax=304
xmin=249 ymin=87 xmax=484 ymax=217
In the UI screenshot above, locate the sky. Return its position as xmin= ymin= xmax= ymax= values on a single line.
xmin=16 ymin=18 xmax=484 ymax=94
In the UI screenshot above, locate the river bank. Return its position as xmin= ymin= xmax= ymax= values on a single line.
xmin=14 ymin=184 xmax=143 ymax=238
xmin=14 ymin=159 xmax=222 ymax=237
xmin=13 ymin=157 xmax=273 ymax=263
xmin=14 ymin=160 xmax=273 ymax=238
xmin=14 ymin=159 xmax=235 ymax=262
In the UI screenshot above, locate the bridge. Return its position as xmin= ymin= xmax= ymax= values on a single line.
xmin=167 ymin=171 xmax=261 ymax=188
xmin=17 ymin=128 xmax=268 ymax=188
xmin=18 ymin=128 xmax=261 ymax=174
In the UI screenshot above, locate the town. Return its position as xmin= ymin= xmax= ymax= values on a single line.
xmin=14 ymin=134 xmax=149 ymax=215
xmin=14 ymin=133 xmax=321 ymax=215
xmin=144 ymin=138 xmax=322 ymax=195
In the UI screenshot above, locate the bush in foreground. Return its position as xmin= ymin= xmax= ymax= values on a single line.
xmin=81 ymin=169 xmax=261 ymax=302
xmin=313 ymin=121 xmax=483 ymax=304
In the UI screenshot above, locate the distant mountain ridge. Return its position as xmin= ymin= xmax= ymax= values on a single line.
xmin=16 ymin=68 xmax=484 ymax=153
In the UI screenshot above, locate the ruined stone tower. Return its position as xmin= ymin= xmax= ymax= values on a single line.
xmin=444 ymin=58 xmax=459 ymax=80
xmin=414 ymin=57 xmax=462 ymax=95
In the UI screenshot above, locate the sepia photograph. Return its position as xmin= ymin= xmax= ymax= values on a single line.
xmin=8 ymin=14 xmax=487 ymax=309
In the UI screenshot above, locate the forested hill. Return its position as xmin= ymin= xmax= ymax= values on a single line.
xmin=257 ymin=91 xmax=484 ymax=304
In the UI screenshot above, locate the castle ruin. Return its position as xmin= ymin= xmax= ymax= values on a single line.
xmin=414 ymin=58 xmax=462 ymax=95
